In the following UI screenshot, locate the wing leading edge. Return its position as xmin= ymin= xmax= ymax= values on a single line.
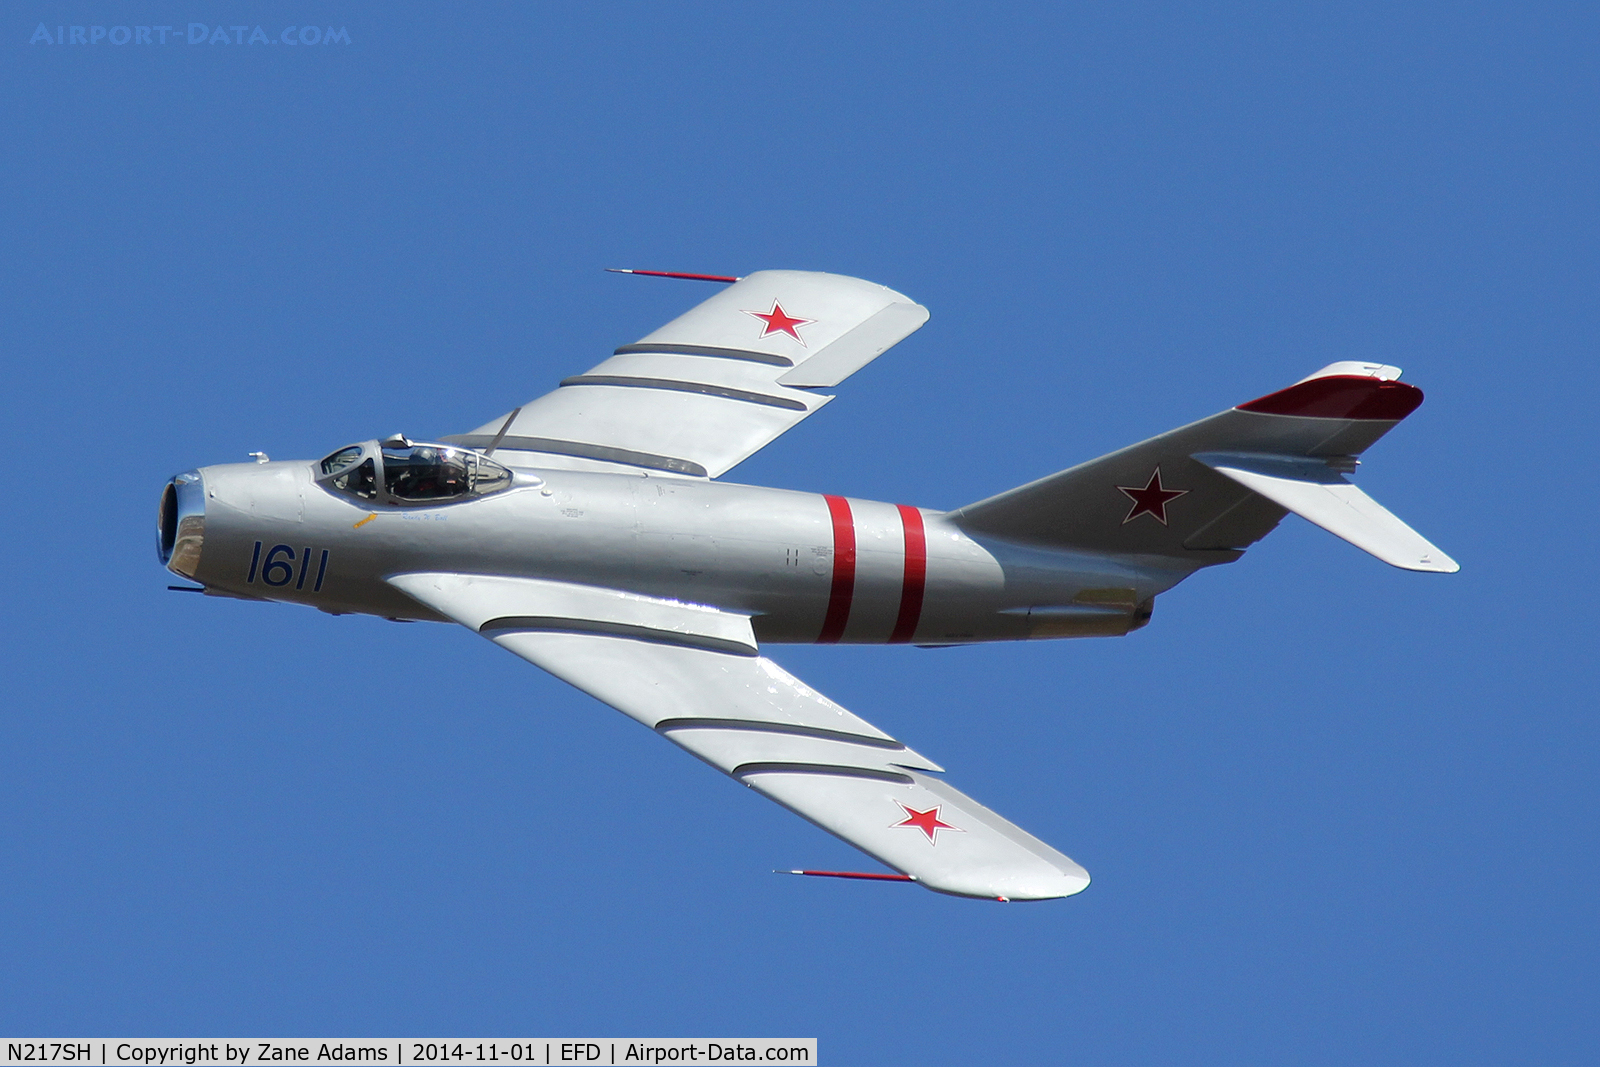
xmin=389 ymin=572 xmax=1089 ymax=901
xmin=445 ymin=270 xmax=929 ymax=479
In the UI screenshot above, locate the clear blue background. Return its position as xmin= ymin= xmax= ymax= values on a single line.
xmin=3 ymin=3 xmax=1595 ymax=1062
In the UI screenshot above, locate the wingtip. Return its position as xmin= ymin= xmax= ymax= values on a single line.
xmin=1401 ymin=548 xmax=1460 ymax=573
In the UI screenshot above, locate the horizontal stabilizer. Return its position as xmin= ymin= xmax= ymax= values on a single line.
xmin=1193 ymin=452 xmax=1459 ymax=573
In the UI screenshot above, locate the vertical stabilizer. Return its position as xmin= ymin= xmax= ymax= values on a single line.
xmin=951 ymin=364 xmax=1456 ymax=571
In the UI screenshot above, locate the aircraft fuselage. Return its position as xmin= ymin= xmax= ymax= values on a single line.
xmin=168 ymin=459 xmax=1186 ymax=646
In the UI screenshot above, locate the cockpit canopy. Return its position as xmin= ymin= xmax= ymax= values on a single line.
xmin=317 ymin=441 xmax=512 ymax=506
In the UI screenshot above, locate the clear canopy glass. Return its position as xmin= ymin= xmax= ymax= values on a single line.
xmin=317 ymin=442 xmax=511 ymax=505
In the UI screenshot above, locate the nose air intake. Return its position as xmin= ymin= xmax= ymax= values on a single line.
xmin=158 ymin=472 xmax=206 ymax=579
xmin=158 ymin=483 xmax=177 ymax=562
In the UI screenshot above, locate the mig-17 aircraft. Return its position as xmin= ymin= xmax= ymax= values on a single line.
xmin=158 ymin=269 xmax=1457 ymax=901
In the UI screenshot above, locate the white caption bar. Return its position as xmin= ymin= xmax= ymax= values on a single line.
xmin=0 ymin=1043 xmax=816 ymax=1067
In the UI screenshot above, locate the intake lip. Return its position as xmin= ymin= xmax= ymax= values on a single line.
xmin=158 ymin=471 xmax=206 ymax=578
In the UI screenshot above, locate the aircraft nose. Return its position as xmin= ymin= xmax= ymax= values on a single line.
xmin=158 ymin=470 xmax=206 ymax=579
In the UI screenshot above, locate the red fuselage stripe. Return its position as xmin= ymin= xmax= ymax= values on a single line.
xmin=890 ymin=505 xmax=926 ymax=644
xmin=818 ymin=495 xmax=856 ymax=643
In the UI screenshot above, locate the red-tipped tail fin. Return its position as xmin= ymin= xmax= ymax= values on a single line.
xmin=1237 ymin=362 xmax=1424 ymax=420
xmin=951 ymin=362 xmax=1458 ymax=573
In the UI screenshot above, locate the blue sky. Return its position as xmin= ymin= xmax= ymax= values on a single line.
xmin=2 ymin=2 xmax=1596 ymax=1062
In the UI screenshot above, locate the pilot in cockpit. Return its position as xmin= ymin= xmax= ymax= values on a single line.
xmin=319 ymin=441 xmax=510 ymax=505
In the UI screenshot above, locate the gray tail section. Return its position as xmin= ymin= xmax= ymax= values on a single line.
xmin=949 ymin=363 xmax=1446 ymax=569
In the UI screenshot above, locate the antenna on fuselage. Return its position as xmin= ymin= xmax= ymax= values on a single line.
xmin=483 ymin=407 xmax=521 ymax=458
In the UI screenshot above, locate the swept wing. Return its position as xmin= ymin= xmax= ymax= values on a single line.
xmin=444 ymin=271 xmax=928 ymax=478
xmin=389 ymin=572 xmax=1090 ymax=901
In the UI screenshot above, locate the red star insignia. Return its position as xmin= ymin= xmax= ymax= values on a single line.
xmin=743 ymin=300 xmax=814 ymax=345
xmin=892 ymin=802 xmax=963 ymax=844
xmin=1116 ymin=466 xmax=1189 ymax=525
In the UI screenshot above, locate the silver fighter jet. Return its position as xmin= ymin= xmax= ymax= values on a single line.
xmin=158 ymin=270 xmax=1458 ymax=901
